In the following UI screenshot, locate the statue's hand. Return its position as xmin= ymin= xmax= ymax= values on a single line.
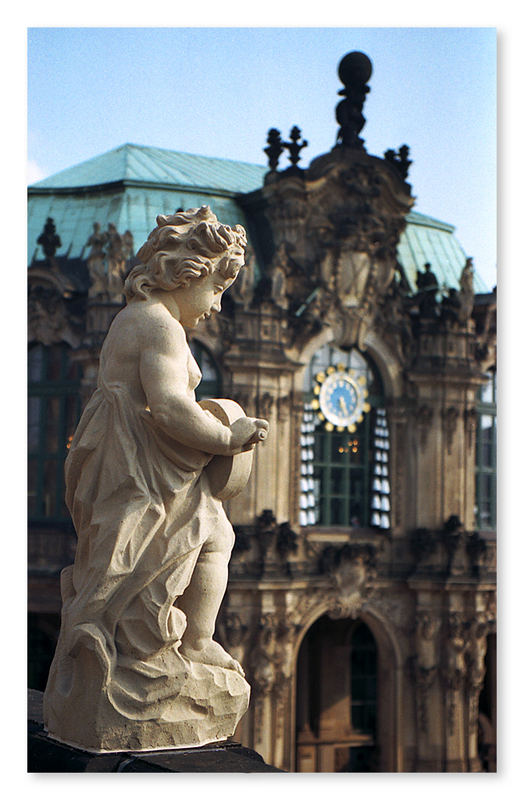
xmin=229 ymin=417 xmax=269 ymax=453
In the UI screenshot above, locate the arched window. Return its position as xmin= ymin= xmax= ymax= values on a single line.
xmin=350 ymin=623 xmax=377 ymax=737
xmin=299 ymin=344 xmax=390 ymax=529
xmin=28 ymin=343 xmax=82 ymax=521
xmin=188 ymin=339 xmax=221 ymax=401
xmin=295 ymin=616 xmax=378 ymax=772
xmin=475 ymin=369 xmax=496 ymax=530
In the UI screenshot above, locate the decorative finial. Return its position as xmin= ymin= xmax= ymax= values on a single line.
xmin=264 ymin=126 xmax=308 ymax=173
xmin=335 ymin=51 xmax=373 ymax=149
xmin=384 ymin=144 xmax=412 ymax=181
xmin=283 ymin=126 xmax=308 ymax=169
xmin=264 ymin=128 xmax=284 ymax=171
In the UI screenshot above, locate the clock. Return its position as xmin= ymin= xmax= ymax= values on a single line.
xmin=311 ymin=364 xmax=370 ymax=432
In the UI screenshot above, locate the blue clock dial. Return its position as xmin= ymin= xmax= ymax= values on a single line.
xmin=315 ymin=368 xmax=370 ymax=430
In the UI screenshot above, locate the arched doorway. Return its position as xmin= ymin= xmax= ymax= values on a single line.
xmin=295 ymin=615 xmax=379 ymax=772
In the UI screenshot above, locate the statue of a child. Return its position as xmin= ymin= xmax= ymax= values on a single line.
xmin=43 ymin=206 xmax=268 ymax=752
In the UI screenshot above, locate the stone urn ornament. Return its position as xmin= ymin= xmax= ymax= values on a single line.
xmin=43 ymin=206 xmax=268 ymax=753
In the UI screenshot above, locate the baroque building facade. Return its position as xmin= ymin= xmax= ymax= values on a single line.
xmin=28 ymin=52 xmax=496 ymax=772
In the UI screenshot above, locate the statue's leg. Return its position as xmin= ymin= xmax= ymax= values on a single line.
xmin=177 ymin=519 xmax=243 ymax=674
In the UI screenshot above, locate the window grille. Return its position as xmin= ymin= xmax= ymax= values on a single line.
xmin=475 ymin=370 xmax=496 ymax=530
xmin=299 ymin=345 xmax=389 ymax=529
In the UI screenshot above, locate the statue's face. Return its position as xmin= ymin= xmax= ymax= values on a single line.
xmin=174 ymin=250 xmax=243 ymax=329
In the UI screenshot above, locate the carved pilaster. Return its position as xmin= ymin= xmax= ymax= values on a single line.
xmin=464 ymin=407 xmax=478 ymax=451
xmin=388 ymin=401 xmax=410 ymax=529
xmin=416 ymin=405 xmax=434 ymax=450
xmin=465 ymin=614 xmax=488 ymax=734
xmin=442 ymin=612 xmax=468 ymax=736
xmin=413 ymin=611 xmax=440 ymax=735
xmin=442 ymin=406 xmax=460 ymax=456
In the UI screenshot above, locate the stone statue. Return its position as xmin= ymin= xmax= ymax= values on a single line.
xmin=43 ymin=206 xmax=269 ymax=753
xmin=416 ymin=262 xmax=439 ymax=318
xmin=458 ymin=256 xmax=475 ymax=323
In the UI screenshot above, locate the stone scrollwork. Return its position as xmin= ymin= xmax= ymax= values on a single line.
xmin=320 ymin=543 xmax=377 ymax=619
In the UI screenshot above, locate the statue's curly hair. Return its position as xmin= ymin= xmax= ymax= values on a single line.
xmin=124 ymin=206 xmax=247 ymax=301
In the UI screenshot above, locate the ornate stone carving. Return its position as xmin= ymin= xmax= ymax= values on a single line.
xmin=230 ymin=247 xmax=256 ymax=308
xmin=465 ymin=613 xmax=489 ymax=740
xmin=320 ymin=543 xmax=377 ymax=619
xmin=260 ymin=52 xmax=413 ymax=353
xmin=86 ymin=222 xmax=134 ymax=302
xmin=28 ymin=283 xmax=70 ymax=346
xmin=253 ymin=510 xmax=299 ymax=577
xmin=250 ymin=613 xmax=280 ymax=696
xmin=413 ymin=611 xmax=440 ymax=734
xmin=443 ymin=612 xmax=468 ymax=734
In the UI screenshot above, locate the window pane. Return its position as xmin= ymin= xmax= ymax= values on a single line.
xmin=43 ymin=460 xmax=58 ymax=517
xmin=65 ymin=395 xmax=79 ymax=449
xmin=28 ymin=343 xmax=81 ymax=520
xmin=45 ymin=396 xmax=61 ymax=454
xmin=330 ymin=498 xmax=343 ymax=525
xmin=330 ymin=468 xmax=346 ymax=495
xmin=28 ymin=345 xmax=45 ymax=382
xmin=28 ymin=396 xmax=41 ymax=453
xmin=28 ymin=458 xmax=38 ymax=516
xmin=475 ymin=370 xmax=496 ymax=530
xmin=351 ymin=624 xmax=377 ymax=735
xmin=331 ymin=433 xmax=349 ymax=462
xmin=46 ymin=346 xmax=63 ymax=381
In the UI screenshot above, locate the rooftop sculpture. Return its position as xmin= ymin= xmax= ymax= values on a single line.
xmin=43 ymin=206 xmax=268 ymax=752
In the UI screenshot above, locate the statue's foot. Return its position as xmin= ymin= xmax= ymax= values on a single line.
xmin=180 ymin=640 xmax=245 ymax=677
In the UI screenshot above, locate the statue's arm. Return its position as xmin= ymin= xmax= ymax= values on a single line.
xmin=139 ymin=319 xmax=236 ymax=455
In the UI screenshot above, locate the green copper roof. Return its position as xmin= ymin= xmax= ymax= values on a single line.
xmin=398 ymin=211 xmax=487 ymax=294
xmin=28 ymin=144 xmax=485 ymax=294
xmin=28 ymin=145 xmax=267 ymax=263
xmin=30 ymin=143 xmax=267 ymax=195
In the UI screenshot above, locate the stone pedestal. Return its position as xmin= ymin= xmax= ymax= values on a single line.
xmin=28 ymin=690 xmax=282 ymax=773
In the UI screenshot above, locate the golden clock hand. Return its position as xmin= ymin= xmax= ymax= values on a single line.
xmin=339 ymin=395 xmax=349 ymax=416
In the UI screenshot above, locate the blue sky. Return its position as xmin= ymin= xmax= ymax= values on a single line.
xmin=27 ymin=26 xmax=497 ymax=290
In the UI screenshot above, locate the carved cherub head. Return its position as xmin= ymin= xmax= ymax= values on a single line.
xmin=124 ymin=206 xmax=247 ymax=302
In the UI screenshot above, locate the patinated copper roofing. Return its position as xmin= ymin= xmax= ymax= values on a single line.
xmin=28 ymin=143 xmax=485 ymax=293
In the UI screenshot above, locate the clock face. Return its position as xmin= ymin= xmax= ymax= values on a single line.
xmin=312 ymin=365 xmax=370 ymax=432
